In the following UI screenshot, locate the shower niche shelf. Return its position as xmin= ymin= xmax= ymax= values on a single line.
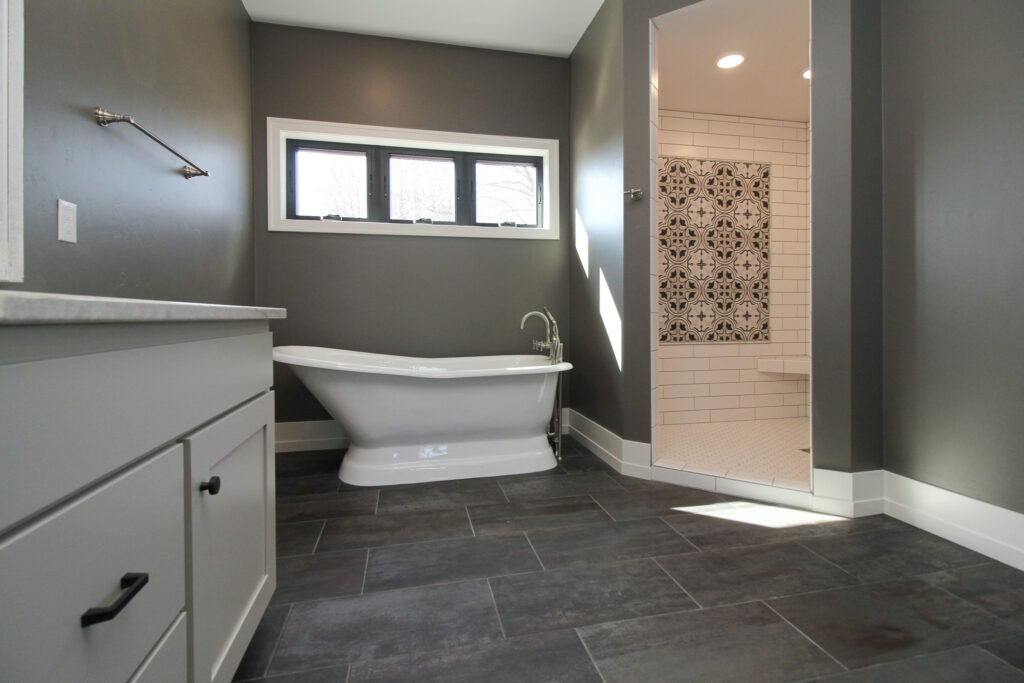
xmin=757 ymin=356 xmax=811 ymax=376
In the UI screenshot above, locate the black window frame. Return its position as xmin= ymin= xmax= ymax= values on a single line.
xmin=285 ymin=138 xmax=543 ymax=228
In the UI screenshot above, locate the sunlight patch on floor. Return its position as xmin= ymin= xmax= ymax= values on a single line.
xmin=673 ymin=500 xmax=845 ymax=528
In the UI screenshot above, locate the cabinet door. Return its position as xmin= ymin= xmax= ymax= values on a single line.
xmin=185 ymin=392 xmax=276 ymax=683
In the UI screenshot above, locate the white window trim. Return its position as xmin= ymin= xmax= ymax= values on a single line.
xmin=267 ymin=117 xmax=560 ymax=240
xmin=0 ymin=0 xmax=24 ymax=282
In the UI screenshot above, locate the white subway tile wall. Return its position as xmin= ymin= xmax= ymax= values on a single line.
xmin=653 ymin=110 xmax=809 ymax=427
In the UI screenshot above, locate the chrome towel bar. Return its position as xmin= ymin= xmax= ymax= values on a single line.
xmin=94 ymin=107 xmax=209 ymax=179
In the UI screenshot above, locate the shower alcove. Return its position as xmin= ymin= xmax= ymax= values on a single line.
xmin=649 ymin=0 xmax=812 ymax=492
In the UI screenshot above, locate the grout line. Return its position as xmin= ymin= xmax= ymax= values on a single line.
xmin=260 ymin=660 xmax=355 ymax=680
xmin=587 ymin=494 xmax=617 ymax=522
xmin=656 ymin=515 xmax=704 ymax=551
xmin=924 ymin=577 xmax=1020 ymax=625
xmin=309 ymin=519 xmax=327 ymax=555
xmin=762 ymin=600 xmax=849 ymax=672
xmin=262 ymin=603 xmax=293 ymax=679
xmin=794 ymin=540 xmax=864 ymax=583
xmin=345 ymin=662 xmax=351 ymax=683
xmin=652 ymin=557 xmax=704 ymax=609
xmin=486 ymin=579 xmax=508 ymax=639
xmin=574 ymin=628 xmax=608 ymax=683
xmin=522 ymin=531 xmax=547 ymax=571
xmin=974 ymin=638 xmax=1024 ymax=671
xmin=359 ymin=548 xmax=370 ymax=595
xmin=287 ymin=573 xmax=544 ymax=609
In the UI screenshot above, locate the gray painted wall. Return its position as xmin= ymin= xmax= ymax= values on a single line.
xmin=810 ymin=0 xmax=884 ymax=473
xmin=1 ymin=0 xmax=253 ymax=304
xmin=569 ymin=0 xmax=626 ymax=435
xmin=621 ymin=0 xmax=699 ymax=443
xmin=881 ymin=0 xmax=1024 ymax=513
xmin=251 ymin=24 xmax=571 ymax=421
xmin=569 ymin=0 xmax=697 ymax=442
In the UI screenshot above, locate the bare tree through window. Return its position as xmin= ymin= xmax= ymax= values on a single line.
xmin=476 ymin=162 xmax=537 ymax=225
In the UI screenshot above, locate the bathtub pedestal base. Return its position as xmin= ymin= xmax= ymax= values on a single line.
xmin=339 ymin=435 xmax=557 ymax=486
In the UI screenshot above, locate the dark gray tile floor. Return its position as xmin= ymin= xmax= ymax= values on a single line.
xmin=234 ymin=439 xmax=1024 ymax=682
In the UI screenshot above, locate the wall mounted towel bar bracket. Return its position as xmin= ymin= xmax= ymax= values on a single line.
xmin=95 ymin=107 xmax=209 ymax=179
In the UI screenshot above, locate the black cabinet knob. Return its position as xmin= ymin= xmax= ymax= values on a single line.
xmin=199 ymin=476 xmax=221 ymax=495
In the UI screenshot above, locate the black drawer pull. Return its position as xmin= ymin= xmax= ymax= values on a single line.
xmin=199 ymin=476 xmax=221 ymax=495
xmin=80 ymin=572 xmax=149 ymax=627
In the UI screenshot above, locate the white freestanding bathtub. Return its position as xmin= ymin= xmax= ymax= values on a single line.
xmin=273 ymin=346 xmax=572 ymax=486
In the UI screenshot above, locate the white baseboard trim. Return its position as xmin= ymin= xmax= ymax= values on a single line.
xmin=812 ymin=468 xmax=886 ymax=518
xmin=884 ymin=472 xmax=1024 ymax=572
xmin=569 ymin=412 xmax=1024 ymax=569
xmin=275 ymin=420 xmax=348 ymax=453
xmin=565 ymin=409 xmax=652 ymax=480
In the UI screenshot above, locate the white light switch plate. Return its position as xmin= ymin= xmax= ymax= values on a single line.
xmin=58 ymin=199 xmax=77 ymax=243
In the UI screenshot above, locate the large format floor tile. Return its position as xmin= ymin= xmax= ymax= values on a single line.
xmin=770 ymin=578 xmax=1018 ymax=669
xmin=233 ymin=604 xmax=291 ymax=681
xmin=271 ymin=550 xmax=368 ymax=604
xmin=276 ymin=474 xmax=343 ymax=498
xmin=557 ymin=451 xmax=617 ymax=475
xmin=812 ymin=645 xmax=1024 ymax=682
xmin=982 ymin=634 xmax=1024 ymax=672
xmin=799 ymin=525 xmax=987 ymax=581
xmin=589 ymin=486 xmax=723 ymax=521
xmin=375 ymin=478 xmax=507 ymax=514
xmin=276 ymin=450 xmax=345 ymax=479
xmin=363 ymin=535 xmax=541 ymax=593
xmin=498 ymin=471 xmax=624 ymax=501
xmin=922 ymin=562 xmax=1024 ymax=628
xmin=526 ymin=518 xmax=697 ymax=568
xmin=656 ymin=542 xmax=859 ymax=607
xmin=488 ymin=558 xmax=696 ymax=636
xmin=261 ymin=667 xmax=349 ymax=682
xmin=347 ymin=630 xmax=602 ymax=683
xmin=276 ymin=490 xmax=380 ymax=524
xmin=276 ymin=520 xmax=325 ymax=558
xmin=577 ymin=601 xmax=842 ymax=682
xmin=467 ymin=495 xmax=611 ymax=536
xmin=241 ymin=438 xmax=1021 ymax=681
xmin=268 ymin=580 xmax=503 ymax=675
xmin=316 ymin=508 xmax=473 ymax=552
xmin=662 ymin=507 xmax=904 ymax=550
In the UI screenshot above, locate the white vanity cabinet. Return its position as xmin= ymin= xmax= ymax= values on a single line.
xmin=0 ymin=291 xmax=285 ymax=683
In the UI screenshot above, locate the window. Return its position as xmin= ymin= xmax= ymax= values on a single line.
xmin=268 ymin=118 xmax=559 ymax=240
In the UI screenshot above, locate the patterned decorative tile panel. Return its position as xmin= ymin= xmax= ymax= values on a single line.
xmin=658 ymin=158 xmax=770 ymax=342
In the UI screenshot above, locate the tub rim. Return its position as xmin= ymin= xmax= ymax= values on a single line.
xmin=273 ymin=345 xmax=572 ymax=379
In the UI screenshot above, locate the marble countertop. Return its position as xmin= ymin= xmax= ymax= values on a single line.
xmin=0 ymin=290 xmax=287 ymax=324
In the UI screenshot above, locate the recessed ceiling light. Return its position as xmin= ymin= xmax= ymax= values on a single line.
xmin=803 ymin=69 xmax=811 ymax=79
xmin=716 ymin=53 xmax=745 ymax=69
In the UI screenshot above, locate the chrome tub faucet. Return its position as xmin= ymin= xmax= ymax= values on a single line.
xmin=520 ymin=308 xmax=563 ymax=363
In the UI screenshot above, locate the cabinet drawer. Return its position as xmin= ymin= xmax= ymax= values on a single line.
xmin=129 ymin=612 xmax=187 ymax=683
xmin=0 ymin=445 xmax=186 ymax=683
xmin=0 ymin=330 xmax=271 ymax=534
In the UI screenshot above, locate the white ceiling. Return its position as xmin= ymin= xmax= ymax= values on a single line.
xmin=241 ymin=0 xmax=605 ymax=57
xmin=656 ymin=0 xmax=810 ymax=122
